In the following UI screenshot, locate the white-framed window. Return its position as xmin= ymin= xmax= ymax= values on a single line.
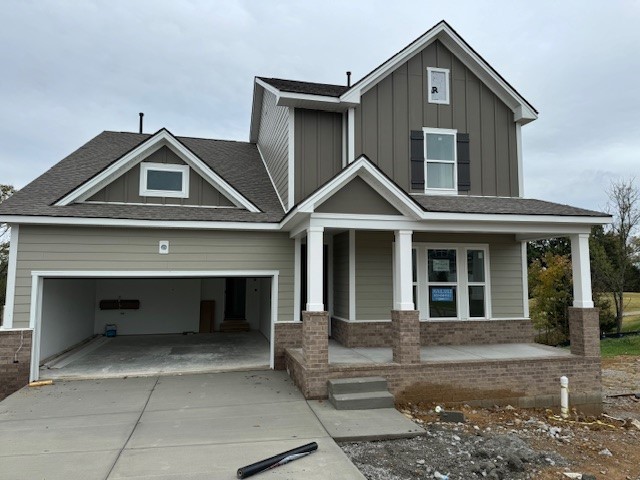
xmin=412 ymin=243 xmax=491 ymax=320
xmin=139 ymin=162 xmax=190 ymax=198
xmin=423 ymin=127 xmax=457 ymax=194
xmin=427 ymin=67 xmax=450 ymax=104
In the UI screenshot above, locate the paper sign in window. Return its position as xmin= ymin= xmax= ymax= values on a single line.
xmin=432 ymin=259 xmax=450 ymax=272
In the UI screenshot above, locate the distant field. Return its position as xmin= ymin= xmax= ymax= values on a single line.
xmin=601 ymin=335 xmax=640 ymax=357
xmin=605 ymin=292 xmax=640 ymax=332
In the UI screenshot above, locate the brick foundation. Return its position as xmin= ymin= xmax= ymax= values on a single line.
xmin=273 ymin=322 xmax=302 ymax=370
xmin=392 ymin=310 xmax=420 ymax=364
xmin=285 ymin=349 xmax=602 ymax=412
xmin=569 ymin=307 xmax=600 ymax=357
xmin=0 ymin=329 xmax=32 ymax=401
xmin=331 ymin=317 xmax=535 ymax=348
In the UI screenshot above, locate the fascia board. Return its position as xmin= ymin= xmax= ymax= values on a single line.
xmin=56 ymin=129 xmax=261 ymax=213
xmin=0 ymin=215 xmax=280 ymax=231
xmin=421 ymin=211 xmax=612 ymax=225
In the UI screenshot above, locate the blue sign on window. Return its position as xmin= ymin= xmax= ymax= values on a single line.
xmin=431 ymin=287 xmax=454 ymax=302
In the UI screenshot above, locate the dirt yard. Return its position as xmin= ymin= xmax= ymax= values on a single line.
xmin=341 ymin=356 xmax=640 ymax=480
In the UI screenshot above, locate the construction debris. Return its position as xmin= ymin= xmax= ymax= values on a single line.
xmin=28 ymin=380 xmax=53 ymax=387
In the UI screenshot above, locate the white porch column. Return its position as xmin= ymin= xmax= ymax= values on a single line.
xmin=570 ymin=233 xmax=594 ymax=308
xmin=306 ymin=226 xmax=325 ymax=311
xmin=394 ymin=230 xmax=414 ymax=311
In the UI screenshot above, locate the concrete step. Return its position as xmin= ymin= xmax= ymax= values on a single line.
xmin=328 ymin=376 xmax=389 ymax=395
xmin=329 ymin=390 xmax=396 ymax=410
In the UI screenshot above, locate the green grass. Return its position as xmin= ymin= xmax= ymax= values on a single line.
xmin=601 ymin=292 xmax=640 ymax=332
xmin=600 ymin=335 xmax=640 ymax=358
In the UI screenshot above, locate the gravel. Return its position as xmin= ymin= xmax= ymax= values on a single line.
xmin=341 ymin=423 xmax=567 ymax=480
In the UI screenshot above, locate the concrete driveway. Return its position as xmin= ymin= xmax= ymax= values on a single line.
xmin=0 ymin=371 xmax=365 ymax=480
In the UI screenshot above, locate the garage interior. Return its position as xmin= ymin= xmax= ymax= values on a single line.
xmin=38 ymin=276 xmax=273 ymax=379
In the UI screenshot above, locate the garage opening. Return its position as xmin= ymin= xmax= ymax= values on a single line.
xmin=36 ymin=275 xmax=274 ymax=380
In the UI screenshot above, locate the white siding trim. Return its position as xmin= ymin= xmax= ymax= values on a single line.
xmin=288 ymin=108 xmax=295 ymax=211
xmin=341 ymin=112 xmax=347 ymax=168
xmin=348 ymin=229 xmax=356 ymax=321
xmin=347 ymin=108 xmax=355 ymax=163
xmin=516 ymin=123 xmax=524 ymax=197
xmin=1 ymin=225 xmax=19 ymax=329
xmin=293 ymin=237 xmax=301 ymax=321
xmin=521 ymin=241 xmax=530 ymax=318
xmin=257 ymin=144 xmax=286 ymax=212
xmin=327 ymin=233 xmax=334 ymax=319
xmin=28 ymin=269 xmax=280 ymax=381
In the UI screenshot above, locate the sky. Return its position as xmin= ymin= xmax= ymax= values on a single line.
xmin=1 ymin=0 xmax=639 ymax=212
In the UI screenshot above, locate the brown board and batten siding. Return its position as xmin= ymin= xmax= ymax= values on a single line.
xmin=87 ymin=146 xmax=234 ymax=207
xmin=10 ymin=226 xmax=295 ymax=328
xmin=332 ymin=232 xmax=350 ymax=319
xmin=257 ymin=90 xmax=289 ymax=208
xmin=354 ymin=39 xmax=519 ymax=197
xmin=294 ymin=108 xmax=342 ymax=203
xmin=352 ymin=231 xmax=524 ymax=320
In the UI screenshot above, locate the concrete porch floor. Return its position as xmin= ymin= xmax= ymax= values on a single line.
xmin=327 ymin=340 xmax=573 ymax=364
xmin=41 ymin=332 xmax=270 ymax=380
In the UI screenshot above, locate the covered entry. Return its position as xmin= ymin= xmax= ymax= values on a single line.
xmin=29 ymin=270 xmax=279 ymax=381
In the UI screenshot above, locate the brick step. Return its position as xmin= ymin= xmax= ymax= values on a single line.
xmin=329 ymin=390 xmax=396 ymax=410
xmin=328 ymin=376 xmax=389 ymax=395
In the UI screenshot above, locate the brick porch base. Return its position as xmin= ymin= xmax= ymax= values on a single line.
xmin=0 ymin=329 xmax=32 ymax=401
xmin=284 ymin=349 xmax=602 ymax=413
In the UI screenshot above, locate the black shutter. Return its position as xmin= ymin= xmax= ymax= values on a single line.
xmin=457 ymin=133 xmax=470 ymax=192
xmin=410 ymin=130 xmax=424 ymax=190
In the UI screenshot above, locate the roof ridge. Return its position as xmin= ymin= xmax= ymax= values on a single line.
xmin=101 ymin=130 xmax=253 ymax=145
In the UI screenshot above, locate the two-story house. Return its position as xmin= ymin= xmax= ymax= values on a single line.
xmin=0 ymin=21 xmax=609 ymax=410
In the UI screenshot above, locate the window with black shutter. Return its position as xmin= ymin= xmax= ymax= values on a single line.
xmin=409 ymin=130 xmax=470 ymax=193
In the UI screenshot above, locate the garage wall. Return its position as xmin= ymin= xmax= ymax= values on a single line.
xmin=40 ymin=278 xmax=96 ymax=360
xmin=94 ymin=278 xmax=200 ymax=335
xmin=11 ymin=226 xmax=295 ymax=328
xmin=245 ymin=278 xmax=262 ymax=331
xmin=259 ymin=277 xmax=272 ymax=340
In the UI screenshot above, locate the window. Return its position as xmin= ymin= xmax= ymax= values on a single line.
xmin=139 ymin=162 xmax=190 ymax=198
xmin=412 ymin=244 xmax=491 ymax=320
xmin=423 ymin=128 xmax=457 ymax=193
xmin=427 ymin=67 xmax=450 ymax=104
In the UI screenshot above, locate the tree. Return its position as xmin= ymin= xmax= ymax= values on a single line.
xmin=529 ymin=253 xmax=573 ymax=344
xmin=0 ymin=185 xmax=16 ymax=309
xmin=527 ymin=237 xmax=570 ymax=267
xmin=591 ymin=178 xmax=640 ymax=334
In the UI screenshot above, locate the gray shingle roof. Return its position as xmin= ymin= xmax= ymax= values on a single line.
xmin=258 ymin=77 xmax=349 ymax=97
xmin=0 ymin=131 xmax=284 ymax=223
xmin=0 ymin=130 xmax=608 ymax=223
xmin=413 ymin=194 xmax=607 ymax=217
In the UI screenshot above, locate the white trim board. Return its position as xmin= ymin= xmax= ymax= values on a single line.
xmin=56 ymin=129 xmax=260 ymax=213
xmin=2 ymin=224 xmax=19 ymax=329
xmin=28 ymin=269 xmax=280 ymax=382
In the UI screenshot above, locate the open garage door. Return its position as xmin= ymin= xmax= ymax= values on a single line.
xmin=31 ymin=272 xmax=278 ymax=381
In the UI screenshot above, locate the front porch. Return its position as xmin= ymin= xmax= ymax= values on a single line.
xmin=281 ymin=308 xmax=602 ymax=413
